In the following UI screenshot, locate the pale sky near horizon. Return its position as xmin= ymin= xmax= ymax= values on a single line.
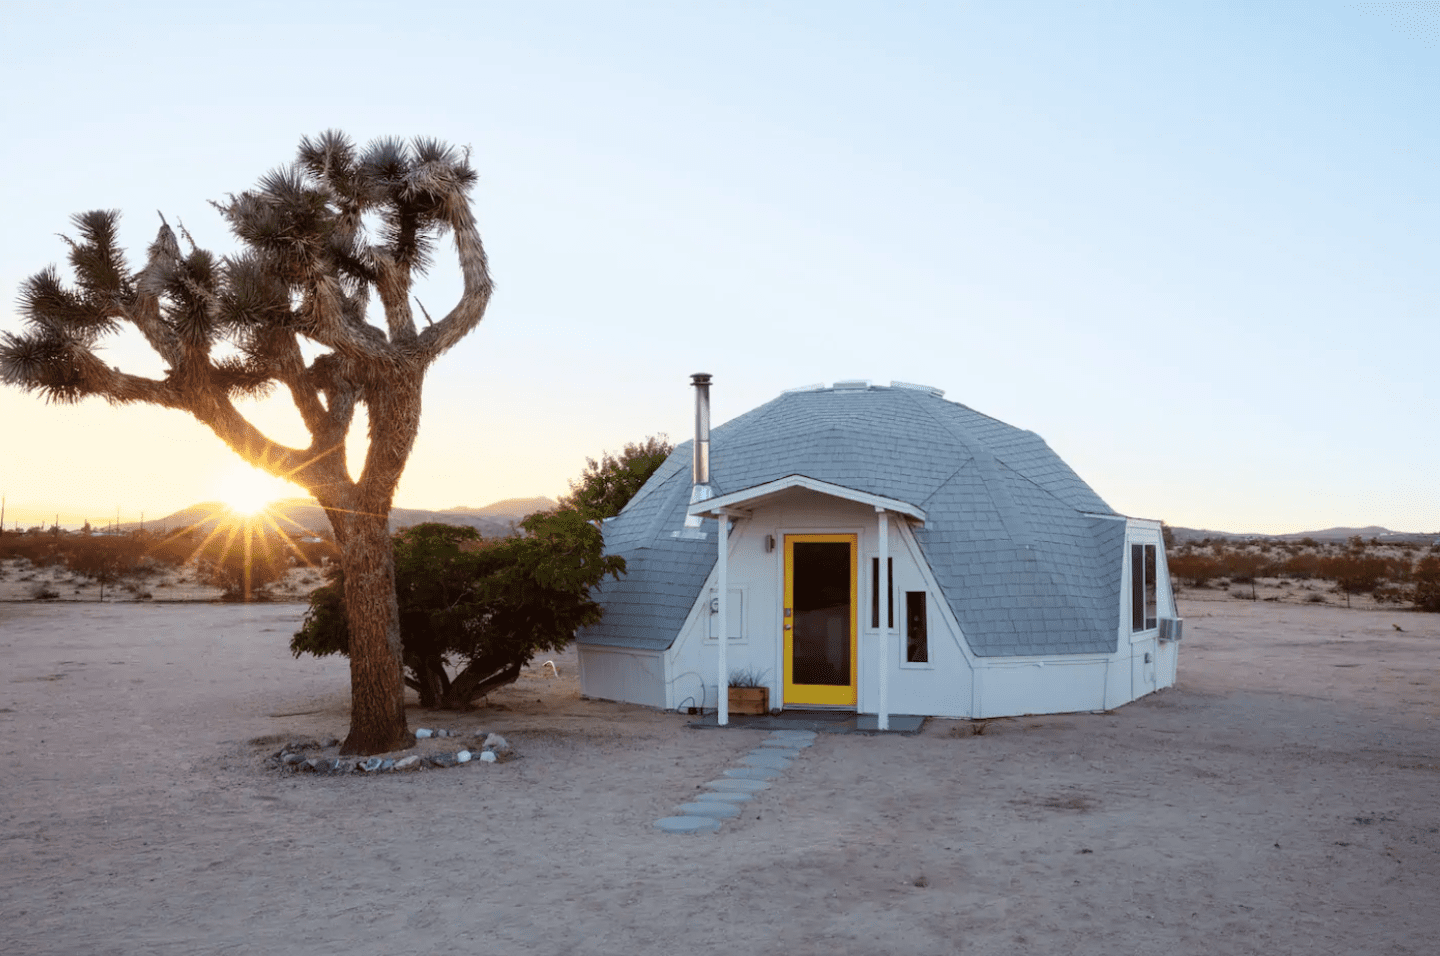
xmin=1 ymin=1 xmax=1436 ymax=535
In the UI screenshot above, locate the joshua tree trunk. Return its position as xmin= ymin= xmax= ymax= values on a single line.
xmin=332 ymin=511 xmax=409 ymax=753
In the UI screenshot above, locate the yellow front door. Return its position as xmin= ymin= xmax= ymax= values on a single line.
xmin=783 ymin=534 xmax=858 ymax=707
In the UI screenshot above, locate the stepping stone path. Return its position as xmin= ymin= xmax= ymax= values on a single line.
xmin=654 ymin=729 xmax=815 ymax=835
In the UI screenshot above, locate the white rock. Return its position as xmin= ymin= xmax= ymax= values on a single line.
xmin=415 ymin=728 xmax=433 ymax=738
xmin=479 ymin=751 xmax=497 ymax=763
xmin=482 ymin=733 xmax=509 ymax=751
xmin=394 ymin=755 xmax=422 ymax=770
xmin=456 ymin=750 xmax=472 ymax=763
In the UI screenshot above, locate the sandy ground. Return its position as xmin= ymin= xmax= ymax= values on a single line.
xmin=1 ymin=599 xmax=1437 ymax=956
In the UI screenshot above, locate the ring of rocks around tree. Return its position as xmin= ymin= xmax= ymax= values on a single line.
xmin=265 ymin=730 xmax=514 ymax=775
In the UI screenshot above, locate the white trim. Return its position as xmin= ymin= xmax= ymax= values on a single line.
xmin=716 ymin=507 xmax=729 ymax=725
xmin=897 ymin=588 xmax=934 ymax=671
xmin=877 ymin=508 xmax=890 ymax=731
xmin=688 ymin=475 xmax=927 ymax=524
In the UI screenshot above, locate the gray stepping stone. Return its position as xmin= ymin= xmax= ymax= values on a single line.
xmin=724 ymin=766 xmax=781 ymax=780
xmin=751 ymin=746 xmax=801 ymax=759
xmin=740 ymin=752 xmax=793 ymax=770
xmin=703 ymin=778 xmax=770 ymax=793
xmin=767 ymin=729 xmax=816 ymax=740
xmin=760 ymin=738 xmax=812 ymax=749
xmin=699 ymin=790 xmax=753 ymax=803
xmin=654 ymin=815 xmax=722 ymax=834
xmin=677 ymin=801 xmax=741 ymax=819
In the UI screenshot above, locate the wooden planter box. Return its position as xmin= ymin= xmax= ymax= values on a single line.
xmin=728 ymin=686 xmax=770 ymax=716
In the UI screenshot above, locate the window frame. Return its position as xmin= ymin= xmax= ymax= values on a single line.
xmin=1131 ymin=543 xmax=1158 ymax=633
xmin=870 ymin=556 xmax=893 ymax=630
xmin=903 ymin=590 xmax=928 ymax=664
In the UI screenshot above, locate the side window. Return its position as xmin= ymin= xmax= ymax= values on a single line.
xmin=870 ymin=557 xmax=893 ymax=629
xmin=905 ymin=591 xmax=927 ymax=663
xmin=1131 ymin=544 xmax=1157 ymax=632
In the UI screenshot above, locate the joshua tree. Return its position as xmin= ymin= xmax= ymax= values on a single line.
xmin=0 ymin=131 xmax=493 ymax=754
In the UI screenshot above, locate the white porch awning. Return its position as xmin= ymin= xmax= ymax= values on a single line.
xmin=685 ymin=474 xmax=927 ymax=524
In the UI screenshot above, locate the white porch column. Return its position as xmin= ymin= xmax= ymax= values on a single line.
xmin=716 ymin=509 xmax=729 ymax=726
xmin=877 ymin=507 xmax=890 ymax=731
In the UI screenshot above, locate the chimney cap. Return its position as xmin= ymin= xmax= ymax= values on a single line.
xmin=691 ymin=372 xmax=712 ymax=385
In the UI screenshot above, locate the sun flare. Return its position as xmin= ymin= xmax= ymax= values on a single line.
xmin=216 ymin=464 xmax=297 ymax=517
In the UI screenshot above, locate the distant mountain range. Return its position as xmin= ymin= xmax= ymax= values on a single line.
xmin=1168 ymin=524 xmax=1439 ymax=545
xmin=122 ymin=496 xmax=559 ymax=539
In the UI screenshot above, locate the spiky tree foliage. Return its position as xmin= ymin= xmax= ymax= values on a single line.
xmin=1 ymin=132 xmax=494 ymax=754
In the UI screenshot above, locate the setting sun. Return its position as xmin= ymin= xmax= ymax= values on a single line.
xmin=216 ymin=464 xmax=298 ymax=516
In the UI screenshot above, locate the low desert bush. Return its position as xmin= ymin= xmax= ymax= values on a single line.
xmin=1413 ymin=556 xmax=1440 ymax=612
xmin=1372 ymin=585 xmax=1409 ymax=605
xmin=1323 ymin=555 xmax=1389 ymax=598
xmin=1168 ymin=553 xmax=1221 ymax=587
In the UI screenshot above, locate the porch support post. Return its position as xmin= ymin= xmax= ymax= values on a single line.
xmin=877 ymin=506 xmax=890 ymax=732
xmin=716 ymin=509 xmax=729 ymax=726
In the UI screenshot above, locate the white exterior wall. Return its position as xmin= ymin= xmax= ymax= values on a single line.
xmin=1117 ymin=517 xmax=1180 ymax=706
xmin=664 ymin=489 xmax=978 ymax=718
xmin=576 ymin=645 xmax=668 ymax=709
xmin=967 ymin=517 xmax=1179 ymax=716
xmin=969 ymin=517 xmax=1181 ymax=717
xmin=585 ymin=500 xmax=1181 ymax=719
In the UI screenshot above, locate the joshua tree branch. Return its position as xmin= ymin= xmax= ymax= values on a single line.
xmin=416 ymin=203 xmax=493 ymax=363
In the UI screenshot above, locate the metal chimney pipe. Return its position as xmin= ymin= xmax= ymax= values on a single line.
xmin=684 ymin=373 xmax=714 ymax=531
xmin=691 ymin=373 xmax=712 ymax=491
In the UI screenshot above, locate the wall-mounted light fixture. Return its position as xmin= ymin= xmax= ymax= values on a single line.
xmin=765 ymin=534 xmax=775 ymax=553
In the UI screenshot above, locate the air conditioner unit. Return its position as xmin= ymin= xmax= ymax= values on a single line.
xmin=1159 ymin=618 xmax=1184 ymax=642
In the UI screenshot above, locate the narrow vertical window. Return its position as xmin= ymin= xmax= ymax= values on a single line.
xmin=1144 ymin=544 xmax=1157 ymax=629
xmin=1131 ymin=544 xmax=1144 ymax=631
xmin=905 ymin=591 xmax=927 ymax=663
xmin=870 ymin=557 xmax=893 ymax=628
xmin=1131 ymin=544 xmax=1157 ymax=632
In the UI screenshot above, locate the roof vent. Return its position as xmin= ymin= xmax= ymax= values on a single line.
xmin=832 ymin=379 xmax=872 ymax=390
xmin=890 ymin=380 xmax=945 ymax=398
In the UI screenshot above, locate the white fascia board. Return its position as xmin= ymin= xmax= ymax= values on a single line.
xmin=686 ymin=474 xmax=927 ymax=523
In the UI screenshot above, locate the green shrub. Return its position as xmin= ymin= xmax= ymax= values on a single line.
xmin=293 ymin=512 xmax=626 ymax=709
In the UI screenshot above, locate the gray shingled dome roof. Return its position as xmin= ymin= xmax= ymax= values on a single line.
xmin=577 ymin=383 xmax=1126 ymax=657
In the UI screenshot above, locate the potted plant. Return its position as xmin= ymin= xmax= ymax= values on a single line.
xmin=728 ymin=668 xmax=770 ymax=716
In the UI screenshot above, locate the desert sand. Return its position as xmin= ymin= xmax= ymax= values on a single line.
xmin=1 ymin=597 xmax=1437 ymax=955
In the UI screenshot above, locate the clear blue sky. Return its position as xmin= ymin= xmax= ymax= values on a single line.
xmin=2 ymin=0 xmax=1436 ymax=533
